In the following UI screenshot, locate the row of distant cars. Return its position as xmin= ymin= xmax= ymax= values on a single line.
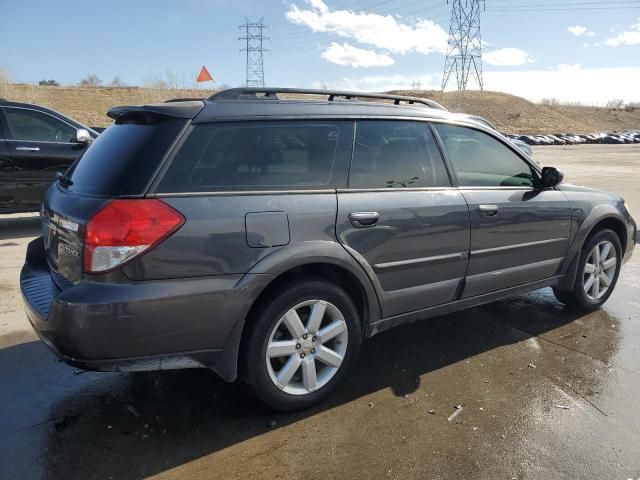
xmin=510 ymin=131 xmax=640 ymax=146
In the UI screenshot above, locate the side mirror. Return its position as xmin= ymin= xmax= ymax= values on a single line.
xmin=75 ymin=128 xmax=93 ymax=144
xmin=540 ymin=166 xmax=564 ymax=188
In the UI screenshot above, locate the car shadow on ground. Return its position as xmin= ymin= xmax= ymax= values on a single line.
xmin=0 ymin=288 xmax=620 ymax=479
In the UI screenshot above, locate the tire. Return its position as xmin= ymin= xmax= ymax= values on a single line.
xmin=553 ymin=228 xmax=622 ymax=310
xmin=243 ymin=278 xmax=362 ymax=411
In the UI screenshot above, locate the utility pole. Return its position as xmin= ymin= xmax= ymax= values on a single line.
xmin=441 ymin=0 xmax=485 ymax=91
xmin=239 ymin=18 xmax=269 ymax=88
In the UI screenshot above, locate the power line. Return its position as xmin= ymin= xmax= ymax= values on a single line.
xmin=442 ymin=0 xmax=485 ymax=92
xmin=239 ymin=18 xmax=269 ymax=88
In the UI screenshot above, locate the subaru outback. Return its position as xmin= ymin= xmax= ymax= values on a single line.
xmin=21 ymin=88 xmax=636 ymax=411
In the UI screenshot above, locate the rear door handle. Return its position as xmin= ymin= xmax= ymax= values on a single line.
xmin=16 ymin=146 xmax=40 ymax=152
xmin=478 ymin=204 xmax=499 ymax=217
xmin=349 ymin=212 xmax=380 ymax=228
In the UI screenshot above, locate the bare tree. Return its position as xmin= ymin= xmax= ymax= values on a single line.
xmin=606 ymin=98 xmax=624 ymax=109
xmin=79 ymin=73 xmax=102 ymax=86
xmin=110 ymin=75 xmax=125 ymax=87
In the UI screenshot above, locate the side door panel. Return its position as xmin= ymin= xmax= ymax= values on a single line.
xmin=9 ymin=142 xmax=85 ymax=207
xmin=337 ymin=190 xmax=470 ymax=317
xmin=461 ymin=188 xmax=571 ymax=297
xmin=4 ymin=106 xmax=86 ymax=209
xmin=432 ymin=122 xmax=572 ymax=299
xmin=0 ymin=109 xmax=13 ymax=209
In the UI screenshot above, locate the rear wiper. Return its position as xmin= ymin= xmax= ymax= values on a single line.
xmin=56 ymin=171 xmax=74 ymax=187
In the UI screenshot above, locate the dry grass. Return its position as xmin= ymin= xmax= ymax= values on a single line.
xmin=1 ymin=83 xmax=639 ymax=134
xmin=392 ymin=90 xmax=640 ymax=134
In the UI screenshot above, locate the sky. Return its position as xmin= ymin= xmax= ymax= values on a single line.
xmin=1 ymin=0 xmax=639 ymax=104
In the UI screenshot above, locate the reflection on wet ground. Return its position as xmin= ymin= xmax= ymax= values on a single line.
xmin=2 ymin=258 xmax=639 ymax=479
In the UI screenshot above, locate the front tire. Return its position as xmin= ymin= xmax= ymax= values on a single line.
xmin=243 ymin=278 xmax=361 ymax=411
xmin=553 ymin=228 xmax=622 ymax=310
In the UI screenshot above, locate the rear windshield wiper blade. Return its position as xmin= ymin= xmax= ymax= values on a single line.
xmin=56 ymin=171 xmax=74 ymax=187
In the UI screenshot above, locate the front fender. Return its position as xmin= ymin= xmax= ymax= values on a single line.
xmin=558 ymin=204 xmax=627 ymax=289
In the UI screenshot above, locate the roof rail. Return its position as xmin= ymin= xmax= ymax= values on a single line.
xmin=208 ymin=87 xmax=448 ymax=111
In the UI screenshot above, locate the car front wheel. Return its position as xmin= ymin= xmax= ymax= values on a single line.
xmin=553 ymin=228 xmax=622 ymax=310
xmin=243 ymin=278 xmax=361 ymax=411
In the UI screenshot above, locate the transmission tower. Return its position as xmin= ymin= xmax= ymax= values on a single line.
xmin=441 ymin=0 xmax=485 ymax=91
xmin=239 ymin=18 xmax=269 ymax=88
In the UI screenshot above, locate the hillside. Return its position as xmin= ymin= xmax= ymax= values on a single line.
xmin=2 ymin=84 xmax=639 ymax=134
xmin=391 ymin=90 xmax=640 ymax=134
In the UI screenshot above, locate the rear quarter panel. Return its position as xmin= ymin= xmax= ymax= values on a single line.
xmin=123 ymin=193 xmax=340 ymax=280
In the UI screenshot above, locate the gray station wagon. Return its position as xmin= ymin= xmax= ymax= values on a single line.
xmin=21 ymin=88 xmax=636 ymax=411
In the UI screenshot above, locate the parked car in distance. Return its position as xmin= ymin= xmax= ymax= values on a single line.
xmin=21 ymin=88 xmax=636 ymax=411
xmin=0 ymin=100 xmax=99 ymax=213
xmin=547 ymin=135 xmax=566 ymax=145
xmin=603 ymin=134 xmax=625 ymax=144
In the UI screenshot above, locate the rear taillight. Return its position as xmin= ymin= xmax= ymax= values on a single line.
xmin=83 ymin=199 xmax=184 ymax=273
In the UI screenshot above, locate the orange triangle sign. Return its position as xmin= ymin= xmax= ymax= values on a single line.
xmin=196 ymin=66 xmax=213 ymax=83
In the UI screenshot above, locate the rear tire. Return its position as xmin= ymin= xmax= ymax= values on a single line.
xmin=243 ymin=278 xmax=361 ymax=412
xmin=553 ymin=229 xmax=622 ymax=310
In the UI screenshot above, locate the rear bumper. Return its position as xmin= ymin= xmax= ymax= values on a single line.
xmin=21 ymin=237 xmax=271 ymax=380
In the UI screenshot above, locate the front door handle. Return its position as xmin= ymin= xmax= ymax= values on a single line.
xmin=16 ymin=146 xmax=40 ymax=152
xmin=349 ymin=212 xmax=380 ymax=228
xmin=478 ymin=204 xmax=499 ymax=217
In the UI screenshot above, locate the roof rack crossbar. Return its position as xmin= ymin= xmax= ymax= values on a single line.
xmin=208 ymin=87 xmax=447 ymax=111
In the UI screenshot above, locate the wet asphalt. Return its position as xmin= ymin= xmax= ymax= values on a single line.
xmin=1 ymin=145 xmax=639 ymax=480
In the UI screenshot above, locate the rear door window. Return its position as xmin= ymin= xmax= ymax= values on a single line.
xmin=66 ymin=116 xmax=186 ymax=196
xmin=156 ymin=121 xmax=353 ymax=192
xmin=5 ymin=107 xmax=76 ymax=143
xmin=349 ymin=120 xmax=451 ymax=189
xmin=434 ymin=123 xmax=535 ymax=187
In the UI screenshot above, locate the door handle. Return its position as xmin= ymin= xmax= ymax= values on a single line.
xmin=16 ymin=146 xmax=40 ymax=152
xmin=349 ymin=212 xmax=380 ymax=228
xmin=478 ymin=204 xmax=499 ymax=217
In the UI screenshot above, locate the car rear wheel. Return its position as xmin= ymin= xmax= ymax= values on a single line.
xmin=243 ymin=278 xmax=361 ymax=411
xmin=553 ymin=229 xmax=622 ymax=310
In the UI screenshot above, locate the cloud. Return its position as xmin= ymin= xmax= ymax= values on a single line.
xmin=483 ymin=48 xmax=535 ymax=67
xmin=605 ymin=18 xmax=640 ymax=46
xmin=285 ymin=0 xmax=448 ymax=55
xmin=321 ymin=42 xmax=395 ymax=68
xmin=318 ymin=67 xmax=640 ymax=105
xmin=568 ymin=25 xmax=587 ymax=36
xmin=313 ymin=74 xmax=440 ymax=92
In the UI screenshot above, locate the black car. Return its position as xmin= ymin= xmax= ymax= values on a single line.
xmin=0 ymin=100 xmax=99 ymax=213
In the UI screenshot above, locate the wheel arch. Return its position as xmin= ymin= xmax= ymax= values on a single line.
xmin=213 ymin=241 xmax=382 ymax=382
xmin=559 ymin=209 xmax=628 ymax=290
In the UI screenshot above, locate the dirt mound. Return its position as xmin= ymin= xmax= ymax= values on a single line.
xmin=391 ymin=90 xmax=640 ymax=134
xmin=2 ymin=84 xmax=639 ymax=134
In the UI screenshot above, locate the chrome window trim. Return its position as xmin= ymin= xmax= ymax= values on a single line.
xmin=5 ymin=139 xmax=82 ymax=146
xmin=149 ymin=189 xmax=338 ymax=198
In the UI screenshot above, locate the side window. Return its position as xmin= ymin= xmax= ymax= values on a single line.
xmin=349 ymin=121 xmax=450 ymax=189
xmin=157 ymin=121 xmax=351 ymax=192
xmin=5 ymin=108 xmax=76 ymax=143
xmin=434 ymin=123 xmax=535 ymax=187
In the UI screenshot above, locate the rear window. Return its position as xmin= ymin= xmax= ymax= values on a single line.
xmin=66 ymin=117 xmax=186 ymax=196
xmin=156 ymin=121 xmax=353 ymax=192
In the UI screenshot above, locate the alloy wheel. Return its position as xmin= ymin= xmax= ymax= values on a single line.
xmin=265 ymin=300 xmax=348 ymax=396
xmin=583 ymin=240 xmax=617 ymax=301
